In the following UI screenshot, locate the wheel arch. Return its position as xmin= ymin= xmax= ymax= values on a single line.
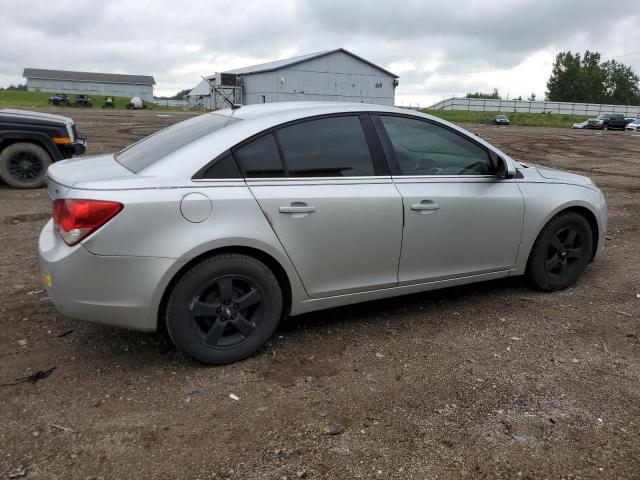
xmin=156 ymin=245 xmax=293 ymax=334
xmin=0 ymin=131 xmax=61 ymax=161
xmin=526 ymin=204 xmax=600 ymax=267
xmin=559 ymin=205 xmax=599 ymax=260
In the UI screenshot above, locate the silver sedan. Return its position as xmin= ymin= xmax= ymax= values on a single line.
xmin=39 ymin=102 xmax=607 ymax=364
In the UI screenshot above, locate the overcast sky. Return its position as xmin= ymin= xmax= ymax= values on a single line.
xmin=2 ymin=0 xmax=639 ymax=106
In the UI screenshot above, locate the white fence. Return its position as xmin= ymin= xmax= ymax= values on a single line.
xmin=429 ymin=97 xmax=640 ymax=117
xmin=152 ymin=98 xmax=187 ymax=108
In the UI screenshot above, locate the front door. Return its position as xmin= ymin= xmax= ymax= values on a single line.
xmin=237 ymin=115 xmax=403 ymax=297
xmin=375 ymin=114 xmax=524 ymax=284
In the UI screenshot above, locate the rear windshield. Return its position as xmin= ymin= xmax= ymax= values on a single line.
xmin=115 ymin=113 xmax=240 ymax=172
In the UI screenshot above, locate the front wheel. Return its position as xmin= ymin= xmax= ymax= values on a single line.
xmin=166 ymin=254 xmax=283 ymax=364
xmin=0 ymin=142 xmax=52 ymax=188
xmin=526 ymin=212 xmax=593 ymax=291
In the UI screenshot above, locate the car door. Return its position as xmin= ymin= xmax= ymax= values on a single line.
xmin=238 ymin=114 xmax=403 ymax=298
xmin=373 ymin=114 xmax=524 ymax=285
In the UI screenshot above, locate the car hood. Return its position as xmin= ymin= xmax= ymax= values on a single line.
xmin=517 ymin=161 xmax=595 ymax=186
xmin=0 ymin=108 xmax=73 ymax=125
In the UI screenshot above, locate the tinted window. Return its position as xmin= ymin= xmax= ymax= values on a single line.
xmin=202 ymin=152 xmax=242 ymax=178
xmin=276 ymin=116 xmax=375 ymax=177
xmin=116 ymin=113 xmax=239 ymax=173
xmin=235 ymin=133 xmax=284 ymax=177
xmin=380 ymin=116 xmax=493 ymax=175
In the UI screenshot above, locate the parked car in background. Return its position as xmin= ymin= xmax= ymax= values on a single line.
xmin=624 ymin=118 xmax=636 ymax=125
xmin=39 ymin=102 xmax=607 ymax=364
xmin=625 ymin=119 xmax=640 ymax=131
xmin=48 ymin=94 xmax=70 ymax=106
xmin=586 ymin=113 xmax=627 ymax=130
xmin=0 ymin=109 xmax=86 ymax=188
xmin=494 ymin=114 xmax=509 ymax=125
xmin=571 ymin=120 xmax=589 ymax=129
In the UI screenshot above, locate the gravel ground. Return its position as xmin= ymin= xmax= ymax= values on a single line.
xmin=0 ymin=110 xmax=638 ymax=479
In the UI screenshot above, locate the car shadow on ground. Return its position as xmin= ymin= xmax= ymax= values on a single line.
xmin=59 ymin=275 xmax=531 ymax=368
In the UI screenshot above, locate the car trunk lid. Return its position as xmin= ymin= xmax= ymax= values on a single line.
xmin=46 ymin=154 xmax=135 ymax=199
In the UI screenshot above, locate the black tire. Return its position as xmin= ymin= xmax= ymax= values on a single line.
xmin=166 ymin=254 xmax=283 ymax=365
xmin=602 ymin=123 xmax=609 ymax=131
xmin=526 ymin=212 xmax=593 ymax=291
xmin=0 ymin=142 xmax=52 ymax=189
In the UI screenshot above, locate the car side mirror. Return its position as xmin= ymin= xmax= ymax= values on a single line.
xmin=495 ymin=155 xmax=515 ymax=179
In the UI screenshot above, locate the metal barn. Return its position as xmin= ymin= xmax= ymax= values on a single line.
xmin=188 ymin=49 xmax=399 ymax=109
xmin=23 ymin=68 xmax=156 ymax=101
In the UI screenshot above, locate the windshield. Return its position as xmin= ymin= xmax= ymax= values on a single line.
xmin=597 ymin=114 xmax=609 ymax=119
xmin=115 ymin=113 xmax=240 ymax=173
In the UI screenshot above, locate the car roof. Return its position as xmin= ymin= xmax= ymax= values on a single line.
xmin=215 ymin=101 xmax=406 ymax=121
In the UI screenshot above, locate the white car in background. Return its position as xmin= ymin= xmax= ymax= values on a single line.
xmin=625 ymin=119 xmax=640 ymax=131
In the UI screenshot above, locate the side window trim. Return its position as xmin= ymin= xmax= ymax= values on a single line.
xmin=371 ymin=113 xmax=498 ymax=177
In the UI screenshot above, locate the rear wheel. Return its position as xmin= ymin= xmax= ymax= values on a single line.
xmin=166 ymin=254 xmax=283 ymax=364
xmin=526 ymin=212 xmax=593 ymax=291
xmin=0 ymin=142 xmax=52 ymax=189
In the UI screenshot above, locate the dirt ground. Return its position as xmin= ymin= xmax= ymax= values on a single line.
xmin=0 ymin=109 xmax=638 ymax=479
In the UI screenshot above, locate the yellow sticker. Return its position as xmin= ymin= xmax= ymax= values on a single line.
xmin=43 ymin=273 xmax=52 ymax=288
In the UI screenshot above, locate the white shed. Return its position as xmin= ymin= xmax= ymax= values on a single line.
xmin=188 ymin=49 xmax=398 ymax=109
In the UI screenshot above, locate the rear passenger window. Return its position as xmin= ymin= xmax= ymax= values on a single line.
xmin=202 ymin=153 xmax=242 ymax=178
xmin=235 ymin=133 xmax=284 ymax=177
xmin=380 ymin=115 xmax=493 ymax=176
xmin=276 ymin=116 xmax=375 ymax=177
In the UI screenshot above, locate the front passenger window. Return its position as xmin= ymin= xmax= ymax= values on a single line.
xmin=380 ymin=116 xmax=493 ymax=176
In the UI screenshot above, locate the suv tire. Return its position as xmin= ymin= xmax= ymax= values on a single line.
xmin=166 ymin=254 xmax=283 ymax=365
xmin=0 ymin=142 xmax=52 ymax=189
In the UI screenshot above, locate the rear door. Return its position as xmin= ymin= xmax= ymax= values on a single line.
xmin=239 ymin=114 xmax=403 ymax=298
xmin=374 ymin=114 xmax=524 ymax=285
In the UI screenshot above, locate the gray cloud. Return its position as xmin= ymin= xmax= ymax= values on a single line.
xmin=1 ymin=0 xmax=639 ymax=105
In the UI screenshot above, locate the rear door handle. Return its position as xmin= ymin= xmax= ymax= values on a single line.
xmin=411 ymin=200 xmax=440 ymax=212
xmin=279 ymin=205 xmax=315 ymax=214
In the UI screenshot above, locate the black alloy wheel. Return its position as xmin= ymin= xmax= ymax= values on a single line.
xmin=527 ymin=212 xmax=593 ymax=291
xmin=544 ymin=226 xmax=584 ymax=280
xmin=7 ymin=150 xmax=43 ymax=183
xmin=189 ymin=275 xmax=264 ymax=349
xmin=166 ymin=254 xmax=283 ymax=365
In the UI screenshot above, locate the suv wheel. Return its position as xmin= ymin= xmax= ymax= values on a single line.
xmin=0 ymin=142 xmax=52 ymax=189
xmin=166 ymin=254 xmax=283 ymax=364
xmin=526 ymin=212 xmax=593 ymax=291
xmin=602 ymin=123 xmax=609 ymax=131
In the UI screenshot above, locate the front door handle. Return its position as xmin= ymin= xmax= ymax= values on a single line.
xmin=279 ymin=205 xmax=315 ymax=214
xmin=411 ymin=200 xmax=440 ymax=212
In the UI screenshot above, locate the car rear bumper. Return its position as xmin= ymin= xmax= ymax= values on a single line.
xmin=38 ymin=219 xmax=180 ymax=332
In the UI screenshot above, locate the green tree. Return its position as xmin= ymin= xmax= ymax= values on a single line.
xmin=546 ymin=51 xmax=582 ymax=101
xmin=578 ymin=51 xmax=604 ymax=103
xmin=602 ymin=59 xmax=640 ymax=105
xmin=546 ymin=50 xmax=640 ymax=104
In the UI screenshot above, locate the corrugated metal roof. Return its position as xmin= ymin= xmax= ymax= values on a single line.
xmin=22 ymin=68 xmax=156 ymax=85
xmin=224 ymin=48 xmax=398 ymax=78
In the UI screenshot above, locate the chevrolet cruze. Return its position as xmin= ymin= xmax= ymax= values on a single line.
xmin=39 ymin=102 xmax=607 ymax=364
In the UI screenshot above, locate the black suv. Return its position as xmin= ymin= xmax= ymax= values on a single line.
xmin=0 ymin=109 xmax=86 ymax=188
xmin=586 ymin=113 xmax=627 ymax=130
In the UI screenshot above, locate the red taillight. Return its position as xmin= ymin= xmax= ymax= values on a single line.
xmin=53 ymin=199 xmax=123 ymax=246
